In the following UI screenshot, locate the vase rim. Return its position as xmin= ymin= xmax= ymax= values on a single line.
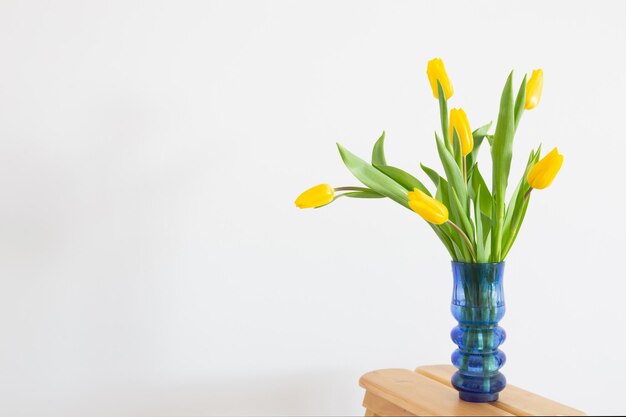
xmin=451 ymin=260 xmax=505 ymax=266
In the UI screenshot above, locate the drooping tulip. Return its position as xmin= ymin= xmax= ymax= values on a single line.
xmin=295 ymin=184 xmax=334 ymax=208
xmin=449 ymin=108 xmax=473 ymax=156
xmin=408 ymin=188 xmax=449 ymax=225
xmin=427 ymin=58 xmax=454 ymax=100
xmin=527 ymin=148 xmax=563 ymax=189
xmin=525 ymin=69 xmax=543 ymax=110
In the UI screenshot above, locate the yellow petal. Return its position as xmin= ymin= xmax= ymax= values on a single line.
xmin=408 ymin=188 xmax=449 ymax=225
xmin=449 ymin=108 xmax=473 ymax=156
xmin=427 ymin=58 xmax=454 ymax=100
xmin=295 ymin=184 xmax=334 ymax=208
xmin=407 ymin=188 xmax=422 ymax=200
xmin=525 ymin=69 xmax=543 ymax=110
xmin=527 ymin=148 xmax=563 ymax=189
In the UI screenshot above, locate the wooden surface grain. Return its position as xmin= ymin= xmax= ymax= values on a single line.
xmin=359 ymin=365 xmax=585 ymax=416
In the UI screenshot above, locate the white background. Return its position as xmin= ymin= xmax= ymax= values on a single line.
xmin=1 ymin=0 xmax=625 ymax=415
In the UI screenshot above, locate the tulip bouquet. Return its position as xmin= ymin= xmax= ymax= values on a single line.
xmin=296 ymin=58 xmax=563 ymax=263
xmin=296 ymin=58 xmax=566 ymax=401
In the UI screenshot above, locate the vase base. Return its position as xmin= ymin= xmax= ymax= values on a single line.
xmin=459 ymin=392 xmax=499 ymax=403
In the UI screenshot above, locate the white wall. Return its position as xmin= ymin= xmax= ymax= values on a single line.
xmin=1 ymin=0 xmax=625 ymax=415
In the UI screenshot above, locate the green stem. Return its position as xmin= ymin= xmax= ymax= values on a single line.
xmin=447 ymin=220 xmax=476 ymax=262
xmin=524 ymin=187 xmax=533 ymax=200
xmin=437 ymin=81 xmax=451 ymax=153
xmin=334 ymin=186 xmax=371 ymax=192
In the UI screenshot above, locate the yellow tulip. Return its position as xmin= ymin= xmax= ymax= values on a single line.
xmin=427 ymin=58 xmax=453 ymax=100
xmin=525 ymin=69 xmax=543 ymax=110
xmin=449 ymin=108 xmax=473 ymax=156
xmin=295 ymin=183 xmax=334 ymax=208
xmin=408 ymin=188 xmax=449 ymax=225
xmin=527 ymin=148 xmax=563 ymax=189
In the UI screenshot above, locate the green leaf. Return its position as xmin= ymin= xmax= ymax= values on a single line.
xmin=492 ymin=72 xmax=516 ymax=192
xmin=503 ymin=147 xmax=540 ymax=236
xmin=474 ymin=185 xmax=485 ymax=262
xmin=467 ymin=121 xmax=492 ymax=169
xmin=445 ymin=225 xmax=465 ymax=260
xmin=435 ymin=175 xmax=450 ymax=208
xmin=473 ymin=122 xmax=492 ymax=139
xmin=468 ymin=164 xmax=493 ymax=218
xmin=452 ymin=129 xmax=463 ymax=169
xmin=491 ymin=71 xmax=516 ymax=261
xmin=437 ymin=81 xmax=452 ymax=153
xmin=481 ymin=213 xmax=492 ymax=236
xmin=341 ymin=190 xmax=385 ymax=198
xmin=501 ymin=146 xmax=541 ymax=257
xmin=442 ymin=221 xmax=469 ymax=261
xmin=502 ymin=195 xmax=530 ymax=258
xmin=450 ymin=186 xmax=475 ymax=247
xmin=513 ymin=75 xmax=527 ymax=132
xmin=431 ymin=224 xmax=456 ymax=259
xmin=435 ymin=132 xmax=467 ymax=212
xmin=371 ymin=131 xmax=387 ymax=165
xmin=484 ymin=230 xmax=492 ymax=261
xmin=437 ymin=187 xmax=472 ymax=262
xmin=374 ymin=164 xmax=431 ymax=196
xmin=336 ymin=143 xmax=409 ymax=208
xmin=420 ymin=163 xmax=443 ymax=187
xmin=450 ymin=239 xmax=465 ymax=260
xmin=369 ymin=132 xmax=432 ymax=196
xmin=468 ymin=164 xmax=493 ymax=254
xmin=419 ymin=164 xmax=458 ymax=264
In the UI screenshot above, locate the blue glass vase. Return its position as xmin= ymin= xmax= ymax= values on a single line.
xmin=450 ymin=261 xmax=506 ymax=402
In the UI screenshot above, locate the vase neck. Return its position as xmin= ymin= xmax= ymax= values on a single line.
xmin=451 ymin=261 xmax=505 ymax=311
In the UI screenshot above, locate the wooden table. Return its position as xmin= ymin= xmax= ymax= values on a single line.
xmin=359 ymin=365 xmax=585 ymax=416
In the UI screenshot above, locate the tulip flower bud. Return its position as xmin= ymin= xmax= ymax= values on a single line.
xmin=295 ymin=184 xmax=334 ymax=208
xmin=527 ymin=148 xmax=563 ymax=189
xmin=525 ymin=69 xmax=543 ymax=110
xmin=427 ymin=58 xmax=454 ymax=100
xmin=408 ymin=188 xmax=449 ymax=225
xmin=449 ymin=108 xmax=474 ymax=156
